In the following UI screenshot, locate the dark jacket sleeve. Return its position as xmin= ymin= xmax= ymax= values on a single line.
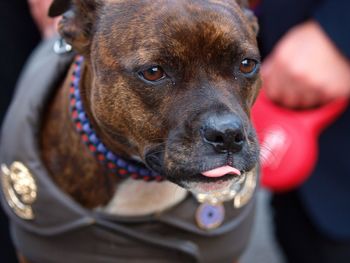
xmin=258 ymin=0 xmax=316 ymax=57
xmin=314 ymin=0 xmax=350 ymax=58
xmin=258 ymin=0 xmax=350 ymax=59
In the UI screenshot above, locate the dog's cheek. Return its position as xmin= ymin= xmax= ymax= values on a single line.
xmin=90 ymin=81 xmax=168 ymax=152
xmin=236 ymin=77 xmax=262 ymax=115
xmin=246 ymin=78 xmax=262 ymax=113
xmin=248 ymin=78 xmax=262 ymax=109
xmin=89 ymin=83 xmax=141 ymax=147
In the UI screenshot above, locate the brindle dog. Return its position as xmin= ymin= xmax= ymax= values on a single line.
xmin=42 ymin=0 xmax=260 ymax=206
xmin=25 ymin=0 xmax=260 ymax=261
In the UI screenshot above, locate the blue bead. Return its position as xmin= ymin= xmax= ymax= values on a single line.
xmin=97 ymin=143 xmax=107 ymax=153
xmin=83 ymin=123 xmax=92 ymax=134
xmin=151 ymin=171 xmax=159 ymax=177
xmin=78 ymin=112 xmax=87 ymax=122
xmin=117 ymin=159 xmax=127 ymax=168
xmin=76 ymin=101 xmax=83 ymax=111
xmin=140 ymin=168 xmax=151 ymax=176
xmin=74 ymin=89 xmax=81 ymax=100
xmin=127 ymin=164 xmax=137 ymax=173
xmin=73 ymin=77 xmax=80 ymax=86
xmin=106 ymin=152 xmax=117 ymax=161
xmin=89 ymin=134 xmax=99 ymax=144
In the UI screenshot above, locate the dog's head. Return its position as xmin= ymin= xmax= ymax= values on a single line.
xmin=50 ymin=0 xmax=261 ymax=195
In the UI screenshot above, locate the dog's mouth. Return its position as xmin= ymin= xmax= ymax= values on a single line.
xmin=144 ymin=148 xmax=255 ymax=203
xmin=181 ymin=168 xmax=254 ymax=204
xmin=143 ymin=120 xmax=259 ymax=203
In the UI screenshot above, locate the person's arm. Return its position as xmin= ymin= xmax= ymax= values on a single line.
xmin=314 ymin=0 xmax=350 ymax=58
xmin=28 ymin=0 xmax=58 ymax=38
xmin=262 ymin=0 xmax=350 ymax=109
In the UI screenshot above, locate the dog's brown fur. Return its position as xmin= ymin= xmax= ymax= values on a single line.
xmin=33 ymin=1 xmax=261 ymax=261
xmin=41 ymin=0 xmax=260 ymax=210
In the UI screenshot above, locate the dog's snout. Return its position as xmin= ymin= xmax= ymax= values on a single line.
xmin=201 ymin=114 xmax=245 ymax=153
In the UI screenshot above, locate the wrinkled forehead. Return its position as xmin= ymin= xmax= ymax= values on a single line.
xmin=94 ymin=0 xmax=257 ymax=68
xmin=101 ymin=0 xmax=250 ymax=35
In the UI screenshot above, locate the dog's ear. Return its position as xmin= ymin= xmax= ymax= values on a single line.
xmin=236 ymin=0 xmax=250 ymax=8
xmin=48 ymin=0 xmax=71 ymax=17
xmin=243 ymin=8 xmax=259 ymax=35
xmin=49 ymin=0 xmax=101 ymax=54
xmin=236 ymin=0 xmax=259 ymax=35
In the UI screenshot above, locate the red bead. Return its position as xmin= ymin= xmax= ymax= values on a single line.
xmin=82 ymin=134 xmax=89 ymax=142
xmin=119 ymin=169 xmax=128 ymax=175
xmin=72 ymin=110 xmax=78 ymax=119
xmin=89 ymin=145 xmax=96 ymax=152
xmin=131 ymin=174 xmax=139 ymax=179
xmin=76 ymin=122 xmax=82 ymax=131
xmin=156 ymin=176 xmax=163 ymax=182
xmin=98 ymin=154 xmax=105 ymax=161
xmin=108 ymin=163 xmax=116 ymax=169
xmin=70 ymin=98 xmax=76 ymax=106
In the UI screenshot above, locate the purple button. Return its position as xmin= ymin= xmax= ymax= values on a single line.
xmin=195 ymin=203 xmax=225 ymax=230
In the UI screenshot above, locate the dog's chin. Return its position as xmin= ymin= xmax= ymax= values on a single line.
xmin=167 ymin=169 xmax=254 ymax=204
xmin=186 ymin=179 xmax=234 ymax=195
xmin=188 ymin=174 xmax=244 ymax=193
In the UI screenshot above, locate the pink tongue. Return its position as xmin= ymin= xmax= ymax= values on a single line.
xmin=202 ymin=165 xmax=241 ymax=178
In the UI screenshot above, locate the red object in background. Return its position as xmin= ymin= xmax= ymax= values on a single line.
xmin=252 ymin=89 xmax=348 ymax=192
xmin=249 ymin=0 xmax=261 ymax=9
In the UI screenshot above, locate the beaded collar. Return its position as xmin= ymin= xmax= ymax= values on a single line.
xmin=69 ymin=56 xmax=163 ymax=182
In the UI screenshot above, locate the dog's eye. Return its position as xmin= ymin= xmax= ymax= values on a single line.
xmin=239 ymin=59 xmax=258 ymax=75
xmin=140 ymin=66 xmax=166 ymax=82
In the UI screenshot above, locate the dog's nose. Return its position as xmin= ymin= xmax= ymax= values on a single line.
xmin=201 ymin=114 xmax=245 ymax=153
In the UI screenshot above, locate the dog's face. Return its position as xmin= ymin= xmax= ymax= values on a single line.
xmin=52 ymin=0 xmax=261 ymax=194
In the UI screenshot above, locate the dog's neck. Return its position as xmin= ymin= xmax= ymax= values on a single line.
xmin=40 ymin=59 xmax=186 ymax=214
xmin=40 ymin=61 xmax=115 ymax=208
xmin=69 ymin=57 xmax=165 ymax=182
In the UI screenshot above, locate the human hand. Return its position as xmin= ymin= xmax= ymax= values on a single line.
xmin=28 ymin=0 xmax=59 ymax=39
xmin=262 ymin=20 xmax=350 ymax=109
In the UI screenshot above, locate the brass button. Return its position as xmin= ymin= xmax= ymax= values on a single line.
xmin=233 ymin=167 xmax=257 ymax=209
xmin=1 ymin=162 xmax=37 ymax=220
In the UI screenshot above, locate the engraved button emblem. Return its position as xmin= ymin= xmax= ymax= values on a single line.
xmin=1 ymin=162 xmax=37 ymax=220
